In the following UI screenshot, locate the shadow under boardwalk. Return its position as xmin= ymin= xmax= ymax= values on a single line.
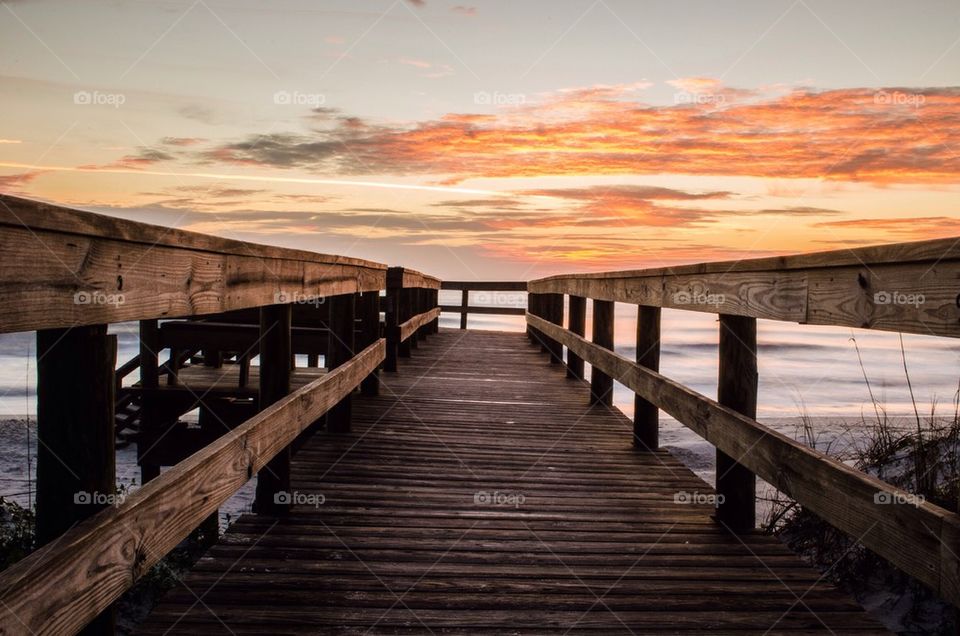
xmin=138 ymin=329 xmax=885 ymax=635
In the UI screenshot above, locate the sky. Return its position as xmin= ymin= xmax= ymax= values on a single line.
xmin=0 ymin=0 xmax=958 ymax=280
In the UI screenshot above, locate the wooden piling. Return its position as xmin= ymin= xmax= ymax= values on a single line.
xmin=36 ymin=324 xmax=117 ymax=633
xmin=566 ymin=295 xmax=586 ymax=379
xmin=633 ymin=306 xmax=661 ymax=451
xmin=459 ymin=289 xmax=469 ymax=329
xmin=589 ymin=300 xmax=614 ymax=406
xmin=545 ymin=293 xmax=564 ymax=364
xmin=326 ymin=293 xmax=356 ymax=433
xmin=137 ymin=319 xmax=161 ymax=484
xmin=253 ymin=304 xmax=292 ymax=515
xmin=385 ymin=267 xmax=402 ymax=371
xmin=716 ymin=314 xmax=758 ymax=531
xmin=359 ymin=290 xmax=381 ymax=396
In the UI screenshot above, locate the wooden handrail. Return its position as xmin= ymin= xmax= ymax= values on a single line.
xmin=439 ymin=281 xmax=528 ymax=328
xmin=399 ymin=307 xmax=442 ymax=342
xmin=441 ymin=281 xmax=527 ymax=291
xmin=526 ymin=312 xmax=960 ymax=608
xmin=400 ymin=267 xmax=442 ymax=290
xmin=528 ymin=237 xmax=960 ymax=338
xmin=0 ymin=338 xmax=385 ymax=634
xmin=114 ymin=353 xmax=141 ymax=392
xmin=0 ymin=195 xmax=387 ymax=334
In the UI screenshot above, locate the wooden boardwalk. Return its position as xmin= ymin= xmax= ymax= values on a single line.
xmin=138 ymin=329 xmax=883 ymax=634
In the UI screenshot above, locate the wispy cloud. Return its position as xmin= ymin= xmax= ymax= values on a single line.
xmin=187 ymin=82 xmax=960 ymax=185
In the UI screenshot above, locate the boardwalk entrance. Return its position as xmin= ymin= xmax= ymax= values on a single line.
xmin=139 ymin=330 xmax=880 ymax=634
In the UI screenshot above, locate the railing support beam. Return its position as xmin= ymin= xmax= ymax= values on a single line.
xmin=716 ymin=314 xmax=758 ymax=531
xmin=253 ymin=303 xmax=292 ymax=516
xmin=544 ymin=293 xmax=564 ymax=364
xmin=634 ymin=306 xmax=661 ymax=451
xmin=385 ymin=267 xmax=402 ymax=371
xmin=459 ymin=289 xmax=469 ymax=329
xmin=566 ymin=295 xmax=586 ymax=379
xmin=407 ymin=288 xmax=418 ymax=351
xmin=326 ymin=293 xmax=356 ymax=433
xmin=138 ymin=319 xmax=161 ymax=484
xmin=359 ymin=290 xmax=381 ymax=396
xmin=36 ymin=324 xmax=117 ymax=634
xmin=590 ymin=300 xmax=614 ymax=406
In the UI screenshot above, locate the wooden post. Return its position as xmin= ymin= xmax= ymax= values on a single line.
xmin=326 ymin=293 xmax=356 ymax=433
xmin=407 ymin=288 xmax=419 ymax=350
xmin=590 ymin=300 xmax=614 ymax=406
xmin=716 ymin=314 xmax=758 ymax=531
xmin=36 ymin=324 xmax=117 ymax=633
xmin=399 ymin=284 xmax=413 ymax=357
xmin=567 ymin=295 xmax=586 ymax=379
xmin=415 ymin=289 xmax=426 ymax=341
xmin=430 ymin=289 xmax=440 ymax=334
xmin=545 ymin=293 xmax=564 ymax=364
xmin=459 ymin=289 xmax=469 ymax=329
xmin=634 ymin=306 xmax=661 ymax=451
xmin=359 ymin=290 xmax=380 ymax=396
xmin=528 ymin=293 xmax=544 ymax=346
xmin=138 ymin=320 xmax=161 ymax=485
xmin=385 ymin=267 xmax=402 ymax=371
xmin=253 ymin=303 xmax=292 ymax=516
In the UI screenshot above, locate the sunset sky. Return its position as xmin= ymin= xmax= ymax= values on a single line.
xmin=1 ymin=0 xmax=958 ymax=279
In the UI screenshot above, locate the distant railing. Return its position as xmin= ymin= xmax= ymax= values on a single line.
xmin=440 ymin=281 xmax=527 ymax=329
xmin=526 ymin=235 xmax=960 ymax=609
xmin=0 ymin=195 xmax=440 ymax=634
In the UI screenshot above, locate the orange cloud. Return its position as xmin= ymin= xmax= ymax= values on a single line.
xmin=201 ymin=84 xmax=960 ymax=185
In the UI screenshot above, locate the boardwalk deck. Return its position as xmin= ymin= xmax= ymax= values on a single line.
xmin=138 ymin=329 xmax=885 ymax=634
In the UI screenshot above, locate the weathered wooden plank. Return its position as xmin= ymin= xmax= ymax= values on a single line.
xmin=0 ymin=196 xmax=386 ymax=334
xmin=0 ymin=339 xmax=385 ymax=635
xmin=440 ymin=305 xmax=526 ymax=316
xmin=528 ymin=246 xmax=960 ymax=337
xmin=399 ymin=307 xmax=442 ymax=343
xmin=400 ymin=268 xmax=442 ymax=290
xmin=527 ymin=313 xmax=960 ymax=607
xmin=440 ymin=281 xmax=528 ymax=291
xmin=139 ymin=329 xmax=883 ymax=634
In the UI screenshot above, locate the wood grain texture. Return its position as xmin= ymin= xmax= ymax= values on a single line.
xmin=440 ymin=281 xmax=527 ymax=291
xmin=528 ymin=313 xmax=960 ymax=608
xmin=137 ymin=329 xmax=883 ymax=634
xmin=399 ymin=307 xmax=442 ymax=343
xmin=439 ymin=305 xmax=526 ymax=316
xmin=528 ymin=247 xmax=960 ymax=338
xmin=0 ymin=340 xmax=384 ymax=635
xmin=400 ymin=269 xmax=442 ymax=290
xmin=0 ymin=196 xmax=387 ymax=334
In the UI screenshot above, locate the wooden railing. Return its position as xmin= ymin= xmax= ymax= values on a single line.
xmin=440 ymin=281 xmax=527 ymax=329
xmin=0 ymin=195 xmax=440 ymax=634
xmin=526 ymin=235 xmax=960 ymax=609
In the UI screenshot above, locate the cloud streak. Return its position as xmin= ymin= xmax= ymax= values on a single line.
xmin=197 ymin=83 xmax=960 ymax=185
